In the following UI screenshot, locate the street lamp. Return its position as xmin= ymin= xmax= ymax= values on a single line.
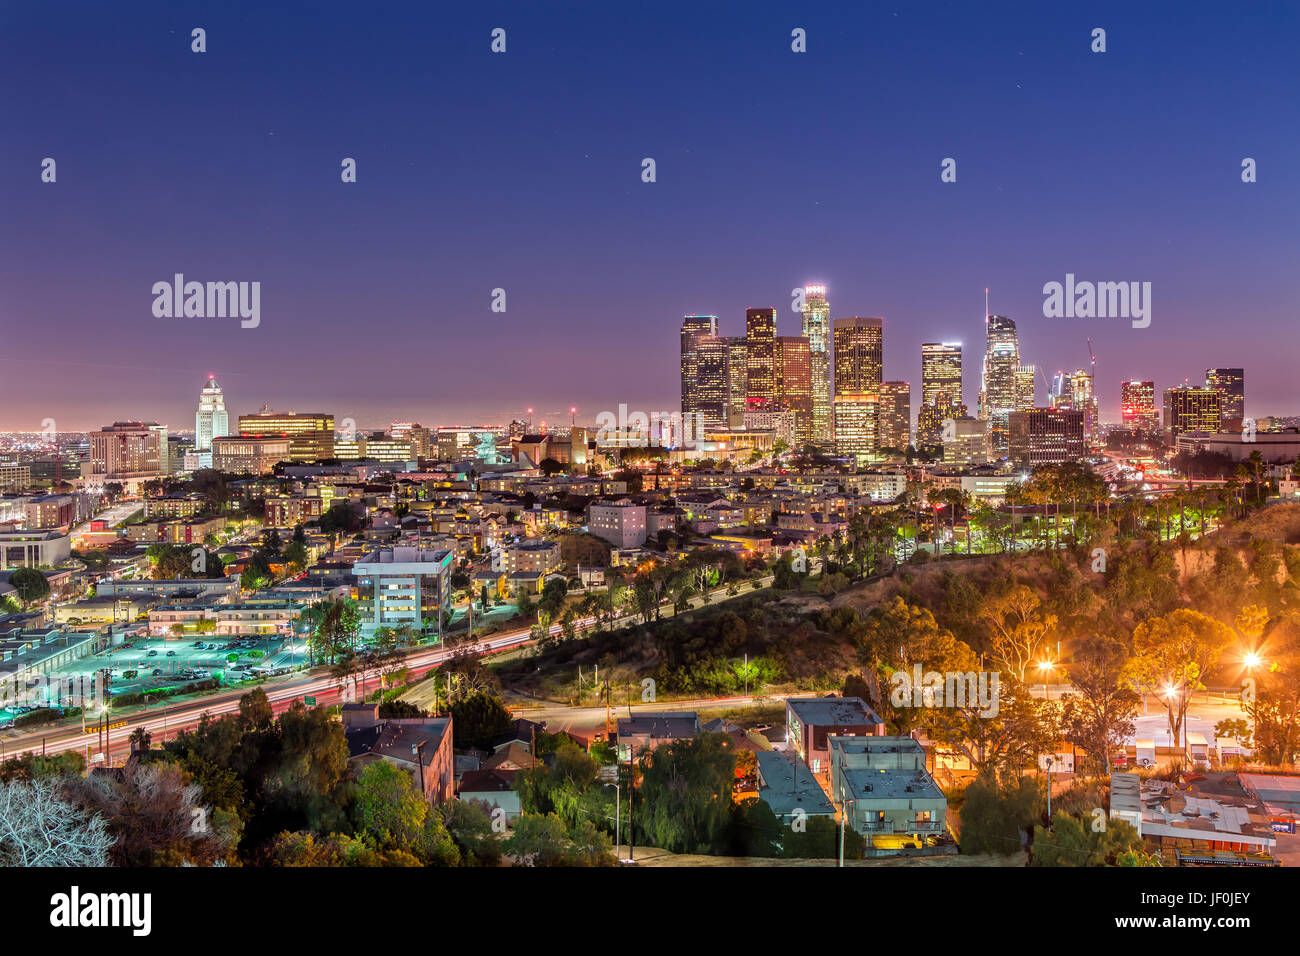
xmin=602 ymin=781 xmax=621 ymax=862
xmin=838 ymin=796 xmax=861 ymax=867
xmin=1037 ymin=660 xmax=1054 ymax=700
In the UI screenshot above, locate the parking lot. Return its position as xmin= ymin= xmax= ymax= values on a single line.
xmin=35 ymin=635 xmax=306 ymax=700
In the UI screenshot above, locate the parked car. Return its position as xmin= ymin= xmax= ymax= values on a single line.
xmin=147 ymin=650 xmax=158 ymax=657
xmin=166 ymin=650 xmax=177 ymax=657
xmin=151 ymin=668 xmax=163 ymax=676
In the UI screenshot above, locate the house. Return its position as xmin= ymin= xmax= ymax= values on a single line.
xmin=484 ymin=742 xmax=537 ymax=772
xmin=342 ymin=703 xmax=455 ymax=803
xmin=786 ymin=696 xmax=886 ymax=775
xmin=616 ymin=712 xmax=700 ymax=761
xmin=827 ymin=735 xmax=948 ymax=855
xmin=458 ymin=768 xmax=521 ymax=821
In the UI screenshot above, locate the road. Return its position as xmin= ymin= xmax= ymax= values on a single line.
xmin=2 ymin=566 xmax=785 ymax=765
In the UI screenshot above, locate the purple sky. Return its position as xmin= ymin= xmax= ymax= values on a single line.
xmin=2 ymin=2 xmax=1297 ymax=433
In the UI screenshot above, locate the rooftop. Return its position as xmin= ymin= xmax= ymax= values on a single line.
xmin=787 ymin=696 xmax=884 ymax=727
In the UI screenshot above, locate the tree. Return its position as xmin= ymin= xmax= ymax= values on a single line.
xmin=502 ymin=813 xmax=576 ymax=866
xmin=0 ymin=776 xmax=115 ymax=866
xmin=636 ymin=734 xmax=736 ymax=854
xmin=9 ymin=567 xmax=50 ymax=604
xmin=1062 ymin=635 xmax=1139 ymax=775
xmin=449 ymin=692 xmax=514 ymax=751
xmin=957 ymin=774 xmax=1041 ymax=857
xmin=353 ymin=761 xmax=427 ymax=848
xmin=1129 ymin=609 xmax=1234 ymax=757
xmin=71 ymin=761 xmax=233 ymax=866
xmin=440 ymin=799 xmax=503 ymax=866
xmin=978 ymin=585 xmax=1057 ymax=684
xmin=1030 ymin=813 xmax=1146 ymax=867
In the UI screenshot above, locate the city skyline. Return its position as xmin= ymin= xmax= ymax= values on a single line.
xmin=3 ymin=5 xmax=1297 ymax=430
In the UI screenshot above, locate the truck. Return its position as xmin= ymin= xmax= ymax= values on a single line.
xmin=1136 ymin=739 xmax=1156 ymax=768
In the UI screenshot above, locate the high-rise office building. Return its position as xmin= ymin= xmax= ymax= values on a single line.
xmin=918 ymin=342 xmax=963 ymax=447
xmin=879 ymin=381 xmax=911 ymax=451
xmin=680 ymin=314 xmax=719 ymax=420
xmin=745 ymin=308 xmax=777 ymax=404
xmin=832 ymin=317 xmax=883 ymax=396
xmin=801 ymin=284 xmax=833 ymax=445
xmin=1014 ymin=365 xmax=1037 ymax=413
xmin=1205 ymin=368 xmax=1245 ymax=432
xmin=774 ymin=336 xmax=813 ymax=445
xmin=1121 ymin=380 xmax=1159 ymax=432
xmin=833 ymin=394 xmax=879 ymax=463
xmin=694 ymin=336 xmax=730 ymax=429
xmin=980 ymin=314 xmax=1021 ymax=454
xmin=194 ymin=376 xmax=228 ymax=452
xmin=725 ymin=336 xmax=748 ymax=427
xmin=921 ymin=343 xmax=963 ymax=408
xmin=1051 ymin=369 xmax=1096 ymax=441
xmin=1163 ymin=386 xmax=1222 ymax=440
xmin=1008 ymin=408 xmax=1085 ymax=466
xmin=237 ymin=407 xmax=335 ymax=462
xmin=90 ymin=422 xmax=169 ymax=479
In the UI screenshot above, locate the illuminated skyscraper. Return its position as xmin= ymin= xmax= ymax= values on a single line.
xmin=194 ymin=375 xmax=228 ymax=452
xmin=919 ymin=342 xmax=963 ymax=446
xmin=833 ymin=394 xmax=879 ymax=463
xmin=725 ymin=336 xmax=748 ymax=427
xmin=921 ymin=343 xmax=963 ymax=408
xmin=1163 ymin=386 xmax=1222 ymax=440
xmin=694 ymin=336 xmax=729 ymax=429
xmin=832 ymin=317 xmax=883 ymax=396
xmin=745 ymin=308 xmax=777 ymax=404
xmin=680 ymin=314 xmax=719 ymax=420
xmin=879 ymin=381 xmax=911 ymax=451
xmin=774 ymin=336 xmax=813 ymax=445
xmin=801 ymin=284 xmax=832 ymax=445
xmin=1121 ymin=380 xmax=1159 ymax=432
xmin=1205 ymin=368 xmax=1245 ymax=432
xmin=980 ymin=314 xmax=1021 ymax=454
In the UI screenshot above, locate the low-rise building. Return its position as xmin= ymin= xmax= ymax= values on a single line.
xmin=827 ymin=735 xmax=948 ymax=854
xmin=342 ymin=704 xmax=455 ymax=803
xmin=616 ymin=711 xmax=701 ymax=762
xmin=787 ymin=696 xmax=887 ymax=775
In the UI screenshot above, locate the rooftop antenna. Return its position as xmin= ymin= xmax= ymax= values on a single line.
xmin=985 ymin=287 xmax=989 ymax=320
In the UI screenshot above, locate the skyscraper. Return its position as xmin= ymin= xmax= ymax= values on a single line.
xmin=724 ymin=336 xmax=748 ymax=427
xmin=1008 ymin=408 xmax=1085 ymax=466
xmin=694 ymin=336 xmax=729 ymax=428
xmin=980 ymin=314 xmax=1021 ymax=454
xmin=1205 ymin=368 xmax=1245 ymax=432
xmin=1163 ymin=386 xmax=1222 ymax=440
xmin=801 ymin=284 xmax=832 ymax=445
xmin=745 ymin=308 xmax=777 ymax=405
xmin=194 ymin=375 xmax=229 ymax=454
xmin=1121 ymin=380 xmax=1159 ymax=432
xmin=921 ymin=343 xmax=963 ymax=408
xmin=833 ymin=394 xmax=878 ymax=463
xmin=774 ymin=336 xmax=813 ymax=445
xmin=832 ymin=317 xmax=883 ymax=396
xmin=680 ymin=314 xmax=719 ymax=420
xmin=879 ymin=381 xmax=911 ymax=451
xmin=919 ymin=342 xmax=963 ymax=446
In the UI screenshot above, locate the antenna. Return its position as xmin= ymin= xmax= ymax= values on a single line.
xmin=985 ymin=287 xmax=989 ymax=319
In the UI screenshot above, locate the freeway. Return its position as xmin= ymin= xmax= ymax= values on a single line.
xmin=2 ymin=566 xmax=784 ymax=765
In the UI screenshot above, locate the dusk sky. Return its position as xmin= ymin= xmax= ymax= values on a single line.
xmin=2 ymin=1 xmax=1297 ymax=433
